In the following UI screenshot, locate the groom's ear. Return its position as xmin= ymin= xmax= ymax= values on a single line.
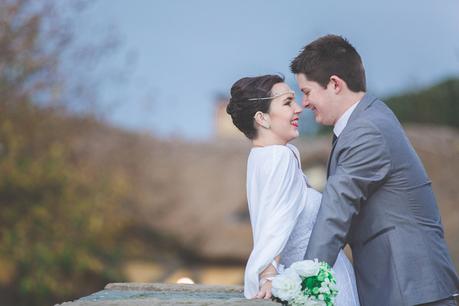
xmin=329 ymin=75 xmax=345 ymax=94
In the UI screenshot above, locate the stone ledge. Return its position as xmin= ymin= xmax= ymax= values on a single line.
xmin=105 ymin=282 xmax=244 ymax=293
xmin=56 ymin=283 xmax=278 ymax=306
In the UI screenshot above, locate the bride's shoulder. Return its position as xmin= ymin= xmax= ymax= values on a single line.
xmin=248 ymin=145 xmax=296 ymax=171
xmin=250 ymin=144 xmax=295 ymax=160
xmin=286 ymin=143 xmax=300 ymax=157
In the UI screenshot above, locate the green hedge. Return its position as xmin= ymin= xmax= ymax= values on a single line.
xmin=385 ymin=78 xmax=459 ymax=127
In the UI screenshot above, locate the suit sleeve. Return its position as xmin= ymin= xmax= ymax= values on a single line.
xmin=304 ymin=122 xmax=392 ymax=265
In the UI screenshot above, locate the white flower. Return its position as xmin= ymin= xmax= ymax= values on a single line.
xmin=329 ymin=282 xmax=338 ymax=292
xmin=319 ymin=286 xmax=330 ymax=294
xmin=310 ymin=300 xmax=326 ymax=306
xmin=291 ymin=295 xmax=326 ymax=306
xmin=290 ymin=259 xmax=321 ymax=278
xmin=290 ymin=293 xmax=310 ymax=306
xmin=271 ymin=268 xmax=302 ymax=302
xmin=309 ymin=300 xmax=326 ymax=306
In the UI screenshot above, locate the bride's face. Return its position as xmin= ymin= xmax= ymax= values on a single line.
xmin=265 ymin=83 xmax=302 ymax=144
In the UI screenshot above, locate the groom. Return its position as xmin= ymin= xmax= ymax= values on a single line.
xmin=291 ymin=35 xmax=459 ymax=306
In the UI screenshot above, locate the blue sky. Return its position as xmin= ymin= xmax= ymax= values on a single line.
xmin=76 ymin=0 xmax=459 ymax=140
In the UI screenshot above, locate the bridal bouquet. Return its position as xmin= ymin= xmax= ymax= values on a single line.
xmin=271 ymin=259 xmax=338 ymax=306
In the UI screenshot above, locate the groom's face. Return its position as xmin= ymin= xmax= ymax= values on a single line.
xmin=295 ymin=73 xmax=339 ymax=126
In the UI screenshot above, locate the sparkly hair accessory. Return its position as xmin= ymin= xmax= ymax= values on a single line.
xmin=247 ymin=90 xmax=295 ymax=101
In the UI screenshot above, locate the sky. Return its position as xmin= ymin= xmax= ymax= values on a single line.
xmin=76 ymin=0 xmax=459 ymax=140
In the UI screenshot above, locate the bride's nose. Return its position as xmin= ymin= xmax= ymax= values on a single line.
xmin=294 ymin=102 xmax=303 ymax=114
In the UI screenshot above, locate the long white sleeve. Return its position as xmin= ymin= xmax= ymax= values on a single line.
xmin=244 ymin=145 xmax=309 ymax=299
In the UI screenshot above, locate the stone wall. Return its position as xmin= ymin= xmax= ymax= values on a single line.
xmin=56 ymin=283 xmax=277 ymax=306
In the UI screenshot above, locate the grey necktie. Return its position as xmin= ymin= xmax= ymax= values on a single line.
xmin=327 ymin=134 xmax=338 ymax=178
xmin=332 ymin=133 xmax=338 ymax=145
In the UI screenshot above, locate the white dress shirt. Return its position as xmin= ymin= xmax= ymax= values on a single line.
xmin=333 ymin=100 xmax=361 ymax=137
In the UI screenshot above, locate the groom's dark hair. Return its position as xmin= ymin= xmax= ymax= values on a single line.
xmin=290 ymin=35 xmax=366 ymax=92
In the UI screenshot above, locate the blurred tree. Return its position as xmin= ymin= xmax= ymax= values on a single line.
xmin=0 ymin=106 xmax=130 ymax=305
xmin=0 ymin=0 xmax=126 ymax=112
xmin=1 ymin=0 xmax=68 ymax=107
xmin=385 ymin=78 xmax=459 ymax=128
xmin=0 ymin=1 xmax=132 ymax=305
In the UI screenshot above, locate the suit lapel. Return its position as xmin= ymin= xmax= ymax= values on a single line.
xmin=326 ymin=93 xmax=379 ymax=178
xmin=346 ymin=93 xmax=378 ymax=127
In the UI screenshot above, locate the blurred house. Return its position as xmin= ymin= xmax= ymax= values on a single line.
xmin=214 ymin=95 xmax=244 ymax=140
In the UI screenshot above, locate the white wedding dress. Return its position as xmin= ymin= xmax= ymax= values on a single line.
xmin=244 ymin=144 xmax=360 ymax=306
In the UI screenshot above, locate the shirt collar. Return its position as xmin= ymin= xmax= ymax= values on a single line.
xmin=333 ymin=100 xmax=361 ymax=137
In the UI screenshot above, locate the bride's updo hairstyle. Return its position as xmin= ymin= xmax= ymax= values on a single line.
xmin=226 ymin=74 xmax=284 ymax=140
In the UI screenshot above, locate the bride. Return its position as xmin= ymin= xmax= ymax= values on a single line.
xmin=226 ymin=74 xmax=359 ymax=305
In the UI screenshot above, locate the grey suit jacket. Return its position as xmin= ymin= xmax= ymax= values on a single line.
xmin=304 ymin=94 xmax=459 ymax=306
